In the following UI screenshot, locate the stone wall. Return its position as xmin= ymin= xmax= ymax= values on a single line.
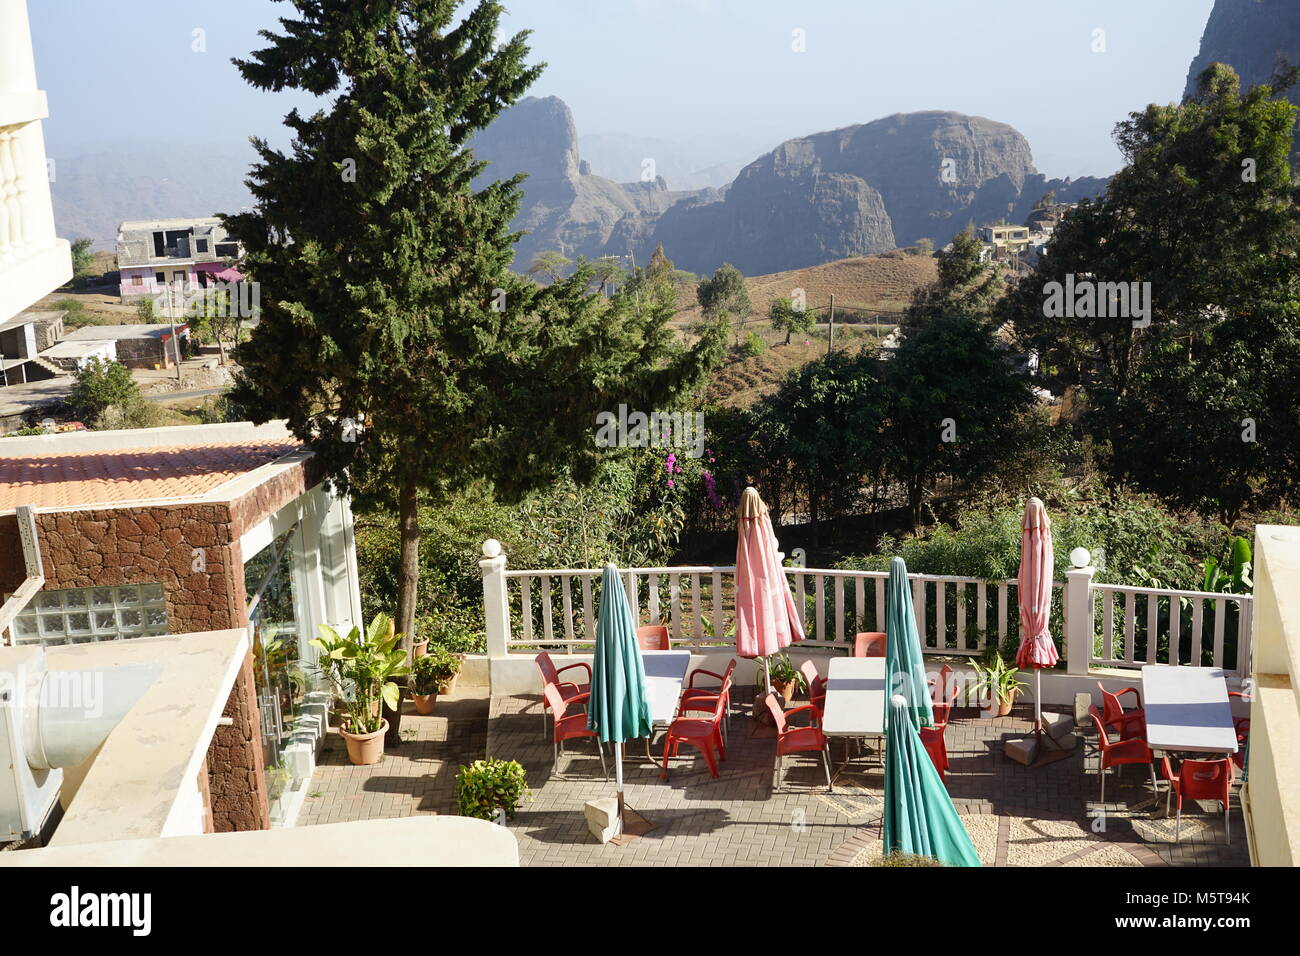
xmin=0 ymin=457 xmax=321 ymax=832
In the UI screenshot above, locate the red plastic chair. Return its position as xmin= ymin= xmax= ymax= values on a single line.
xmin=1161 ymin=756 xmax=1235 ymax=843
xmin=1089 ymin=706 xmax=1156 ymax=802
xmin=854 ymin=631 xmax=886 ymax=657
xmin=922 ymin=668 xmax=959 ymax=777
xmin=930 ymin=663 xmax=959 ymax=726
xmin=535 ymin=652 xmax=591 ymax=738
xmin=920 ymin=725 xmax=949 ymax=782
xmin=800 ymin=660 xmax=826 ymax=719
xmin=636 ymin=624 xmax=670 ymax=651
xmin=662 ymin=675 xmax=732 ymax=779
xmin=1096 ymin=681 xmax=1146 ymax=740
xmin=542 ymin=682 xmax=607 ymax=780
xmin=765 ymin=694 xmax=832 ymax=791
xmin=679 ymin=659 xmax=737 ymax=744
xmin=1229 ymin=690 xmax=1250 ymax=770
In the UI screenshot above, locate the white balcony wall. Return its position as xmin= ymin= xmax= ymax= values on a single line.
xmin=0 ymin=0 xmax=71 ymax=323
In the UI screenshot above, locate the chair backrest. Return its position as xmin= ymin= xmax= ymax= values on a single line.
xmin=1176 ymin=758 xmax=1234 ymax=800
xmin=854 ymin=631 xmax=887 ymax=658
xmin=541 ymin=681 xmax=569 ymax=723
xmin=723 ymin=659 xmax=737 ymax=684
xmin=636 ymin=625 xmax=670 ymax=651
xmin=1228 ymin=689 xmax=1252 ymax=720
xmin=709 ymin=676 xmax=733 ymax=723
xmin=764 ymin=692 xmax=788 ymax=733
xmin=1088 ymin=706 xmax=1112 ymax=748
xmin=799 ymin=660 xmax=822 ymax=699
xmin=1096 ymin=682 xmax=1127 ymax=725
xmin=535 ymin=651 xmax=559 ymax=686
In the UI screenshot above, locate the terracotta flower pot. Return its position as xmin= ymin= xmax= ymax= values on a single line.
xmin=439 ymin=672 xmax=459 ymax=695
xmin=411 ymin=692 xmax=437 ymax=716
xmin=340 ymin=719 xmax=388 ymax=765
xmin=412 ymin=640 xmax=429 ymax=659
xmin=772 ymin=680 xmax=797 ymax=703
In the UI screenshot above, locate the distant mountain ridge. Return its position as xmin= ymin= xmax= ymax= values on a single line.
xmin=470 ymin=97 xmax=1109 ymax=276
xmin=1183 ymin=0 xmax=1300 ymax=158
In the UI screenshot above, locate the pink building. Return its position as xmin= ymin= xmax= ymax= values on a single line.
xmin=116 ymin=217 xmax=243 ymax=301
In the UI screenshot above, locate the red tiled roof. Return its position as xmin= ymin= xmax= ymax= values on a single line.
xmin=0 ymin=439 xmax=303 ymax=512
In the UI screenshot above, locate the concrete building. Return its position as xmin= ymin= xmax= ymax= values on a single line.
xmin=979 ymin=224 xmax=1032 ymax=258
xmin=0 ymin=421 xmax=365 ymax=828
xmin=116 ymin=217 xmax=243 ymax=301
xmin=60 ymin=322 xmax=190 ymax=368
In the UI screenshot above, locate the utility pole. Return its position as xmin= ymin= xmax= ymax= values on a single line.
xmin=827 ymin=294 xmax=835 ymax=355
xmin=167 ymin=277 xmax=182 ymax=381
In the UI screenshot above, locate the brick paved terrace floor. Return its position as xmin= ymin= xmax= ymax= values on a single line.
xmin=297 ymin=687 xmax=1249 ymax=868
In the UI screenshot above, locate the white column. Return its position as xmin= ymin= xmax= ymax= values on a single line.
xmin=1064 ymin=564 xmax=1096 ymax=675
xmin=480 ymin=540 xmax=510 ymax=657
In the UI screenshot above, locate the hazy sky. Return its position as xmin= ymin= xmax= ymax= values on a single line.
xmin=31 ymin=0 xmax=1215 ymax=179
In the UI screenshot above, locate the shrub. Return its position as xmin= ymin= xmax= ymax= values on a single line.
xmin=870 ymin=851 xmax=943 ymax=867
xmin=67 ymin=357 xmax=146 ymax=427
xmin=456 ymin=758 xmax=529 ymax=821
xmin=741 ymin=330 xmax=767 ymax=356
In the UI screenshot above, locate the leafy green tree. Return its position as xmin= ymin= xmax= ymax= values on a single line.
xmin=527 ymin=249 xmax=571 ymax=283
xmin=697 ymin=263 xmax=752 ymax=345
xmin=1004 ymin=64 xmax=1300 ymax=522
xmin=768 ymin=296 xmax=815 ymax=345
xmin=222 ymin=0 xmax=723 ymax=743
xmin=759 ymin=348 xmax=889 ymax=545
xmin=588 ymin=256 xmax=627 ymax=296
xmin=883 ymin=314 xmax=1035 ymax=529
xmin=70 ymin=238 xmax=95 ymax=279
xmin=902 ymin=225 xmax=1001 ymax=334
xmin=186 ymin=286 xmax=240 ymax=364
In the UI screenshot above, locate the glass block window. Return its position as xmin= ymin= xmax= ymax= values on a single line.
xmin=9 ymin=584 xmax=168 ymax=645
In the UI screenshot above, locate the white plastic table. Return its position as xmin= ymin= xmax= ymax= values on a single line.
xmin=1140 ymin=664 xmax=1238 ymax=755
xmin=641 ymin=649 xmax=692 ymax=726
xmin=636 ymin=649 xmax=692 ymax=764
xmin=820 ymin=656 xmax=887 ymax=737
xmin=819 ymin=657 xmax=887 ymax=778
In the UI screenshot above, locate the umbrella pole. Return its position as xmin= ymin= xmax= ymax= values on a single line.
xmin=1035 ymin=668 xmax=1042 ymax=737
xmin=615 ymin=746 xmax=624 ymax=835
xmin=764 ymin=657 xmax=773 ymax=695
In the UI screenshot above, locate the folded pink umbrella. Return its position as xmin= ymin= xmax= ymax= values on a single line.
xmin=735 ymin=487 xmax=803 ymax=683
xmin=1016 ymin=497 xmax=1058 ymax=736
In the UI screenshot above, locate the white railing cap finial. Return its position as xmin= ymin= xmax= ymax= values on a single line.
xmin=481 ymin=539 xmax=502 ymax=559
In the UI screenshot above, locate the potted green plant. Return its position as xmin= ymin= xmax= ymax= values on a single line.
xmin=311 ymin=613 xmax=409 ymax=765
xmin=456 ymin=758 xmax=530 ymax=823
xmin=970 ymin=653 xmax=1026 ymax=718
xmin=428 ymin=644 xmax=462 ymax=694
xmin=766 ymin=653 xmax=806 ymax=703
xmin=408 ymin=653 xmax=441 ymax=715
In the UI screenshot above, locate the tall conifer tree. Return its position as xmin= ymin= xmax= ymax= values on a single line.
xmin=224 ymin=0 xmax=723 ymax=742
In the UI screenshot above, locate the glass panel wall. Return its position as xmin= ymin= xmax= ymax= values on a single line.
xmin=243 ymin=525 xmax=315 ymax=822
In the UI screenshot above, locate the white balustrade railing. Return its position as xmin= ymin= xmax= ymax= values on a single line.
xmin=480 ymin=541 xmax=1254 ymax=675
xmin=1089 ymin=582 xmax=1253 ymax=674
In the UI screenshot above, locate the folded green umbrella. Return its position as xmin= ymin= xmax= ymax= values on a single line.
xmin=588 ymin=564 xmax=653 ymax=745
xmin=883 ymin=557 xmax=981 ymax=867
xmin=587 ymin=564 xmax=653 ymax=829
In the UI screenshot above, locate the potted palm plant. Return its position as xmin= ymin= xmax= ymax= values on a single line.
xmin=766 ymin=653 xmax=806 ymax=703
xmin=970 ymin=653 xmax=1026 ymax=718
xmin=312 ymin=613 xmax=409 ymax=765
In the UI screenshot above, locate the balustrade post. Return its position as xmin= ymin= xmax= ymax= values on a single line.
xmin=1064 ymin=563 xmax=1096 ymax=675
xmin=480 ymin=539 xmax=510 ymax=656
